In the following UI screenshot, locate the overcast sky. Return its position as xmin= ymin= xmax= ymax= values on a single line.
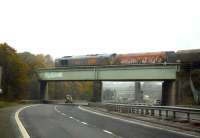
xmin=0 ymin=0 xmax=200 ymax=58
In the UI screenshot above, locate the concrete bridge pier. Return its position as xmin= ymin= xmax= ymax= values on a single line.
xmin=92 ymin=81 xmax=102 ymax=102
xmin=40 ymin=81 xmax=49 ymax=102
xmin=135 ymin=81 xmax=143 ymax=103
xmin=162 ymin=80 xmax=177 ymax=105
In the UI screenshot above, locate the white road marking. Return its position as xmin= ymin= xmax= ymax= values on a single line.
xmin=54 ymin=105 xmax=121 ymax=137
xmin=15 ymin=105 xmax=40 ymax=138
xmin=81 ymin=122 xmax=88 ymax=125
xmin=54 ymin=106 xmax=82 ymax=123
xmin=78 ymin=106 xmax=199 ymax=138
xmin=69 ymin=116 xmax=80 ymax=121
xmin=69 ymin=116 xmax=86 ymax=123
xmin=103 ymin=130 xmax=113 ymax=135
xmin=54 ymin=105 xmax=60 ymax=113
xmin=73 ymin=118 xmax=80 ymax=122
xmin=61 ymin=113 xmax=66 ymax=116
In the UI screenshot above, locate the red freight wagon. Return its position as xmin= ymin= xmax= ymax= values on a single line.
xmin=114 ymin=52 xmax=170 ymax=64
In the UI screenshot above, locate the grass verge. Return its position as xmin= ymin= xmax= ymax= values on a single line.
xmin=0 ymin=101 xmax=18 ymax=108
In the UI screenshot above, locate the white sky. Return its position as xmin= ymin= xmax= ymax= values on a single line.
xmin=0 ymin=0 xmax=200 ymax=59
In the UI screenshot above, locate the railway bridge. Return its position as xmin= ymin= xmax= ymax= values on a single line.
xmin=37 ymin=64 xmax=181 ymax=105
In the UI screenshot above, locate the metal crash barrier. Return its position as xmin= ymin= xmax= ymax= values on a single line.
xmin=104 ymin=103 xmax=200 ymax=122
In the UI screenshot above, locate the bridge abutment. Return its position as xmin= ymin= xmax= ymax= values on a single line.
xmin=40 ymin=81 xmax=49 ymax=101
xmin=162 ymin=80 xmax=177 ymax=105
xmin=176 ymin=71 xmax=196 ymax=105
xmin=92 ymin=81 xmax=102 ymax=102
xmin=162 ymin=70 xmax=198 ymax=106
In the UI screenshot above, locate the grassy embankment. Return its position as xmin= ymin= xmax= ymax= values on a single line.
xmin=0 ymin=101 xmax=18 ymax=108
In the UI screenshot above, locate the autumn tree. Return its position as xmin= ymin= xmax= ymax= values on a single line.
xmin=19 ymin=52 xmax=54 ymax=99
xmin=0 ymin=43 xmax=28 ymax=100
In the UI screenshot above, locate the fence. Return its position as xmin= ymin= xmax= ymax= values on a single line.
xmin=104 ymin=103 xmax=200 ymax=122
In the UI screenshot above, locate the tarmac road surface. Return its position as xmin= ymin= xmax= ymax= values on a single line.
xmin=19 ymin=104 xmax=198 ymax=138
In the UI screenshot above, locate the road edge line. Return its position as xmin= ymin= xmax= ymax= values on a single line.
xmin=78 ymin=106 xmax=199 ymax=138
xmin=15 ymin=104 xmax=39 ymax=138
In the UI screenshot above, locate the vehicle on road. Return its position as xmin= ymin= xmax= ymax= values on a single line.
xmin=65 ymin=95 xmax=73 ymax=103
xmin=153 ymin=99 xmax=161 ymax=106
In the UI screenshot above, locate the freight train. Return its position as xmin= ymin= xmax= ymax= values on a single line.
xmin=176 ymin=49 xmax=200 ymax=69
xmin=55 ymin=54 xmax=115 ymax=67
xmin=55 ymin=50 xmax=200 ymax=67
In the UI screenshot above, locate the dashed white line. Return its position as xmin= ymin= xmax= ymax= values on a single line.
xmin=103 ymin=129 xmax=121 ymax=137
xmin=54 ymin=105 xmax=121 ymax=137
xmin=68 ymin=116 xmax=80 ymax=122
xmin=61 ymin=113 xmax=66 ymax=116
xmin=81 ymin=122 xmax=88 ymax=125
xmin=73 ymin=118 xmax=80 ymax=122
xmin=103 ymin=130 xmax=113 ymax=135
xmin=54 ymin=106 xmax=82 ymax=123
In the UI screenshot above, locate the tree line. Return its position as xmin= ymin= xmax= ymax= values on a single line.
xmin=0 ymin=43 xmax=93 ymax=101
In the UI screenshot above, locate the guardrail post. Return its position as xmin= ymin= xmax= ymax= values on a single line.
xmin=165 ymin=110 xmax=168 ymax=119
xmin=151 ymin=109 xmax=155 ymax=116
xmin=159 ymin=110 xmax=162 ymax=117
xmin=173 ymin=111 xmax=176 ymax=121
xmin=145 ymin=109 xmax=149 ymax=115
xmin=132 ymin=108 xmax=136 ymax=114
xmin=129 ymin=106 xmax=132 ymax=114
xmin=136 ymin=108 xmax=139 ymax=114
xmin=117 ymin=105 xmax=119 ymax=112
xmin=129 ymin=107 xmax=131 ymax=113
xmin=187 ymin=113 xmax=190 ymax=122
xmin=141 ymin=108 xmax=144 ymax=115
